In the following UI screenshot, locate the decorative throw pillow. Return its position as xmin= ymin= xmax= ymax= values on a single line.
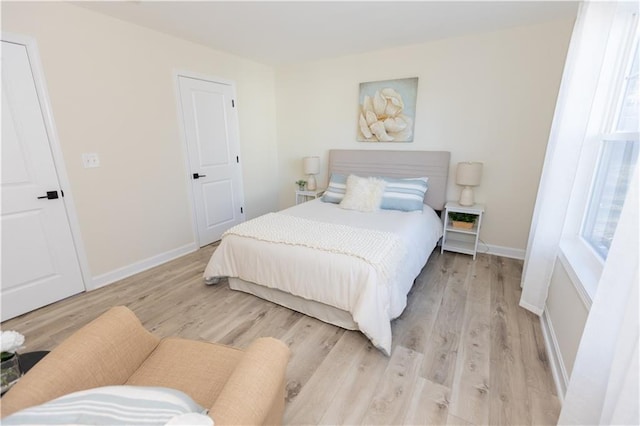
xmin=339 ymin=175 xmax=387 ymax=212
xmin=379 ymin=177 xmax=429 ymax=212
xmin=321 ymin=173 xmax=347 ymax=204
xmin=2 ymin=385 xmax=212 ymax=426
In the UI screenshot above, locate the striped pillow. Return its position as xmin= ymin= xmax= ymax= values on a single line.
xmin=379 ymin=177 xmax=429 ymax=212
xmin=2 ymin=386 xmax=211 ymax=425
xmin=321 ymin=173 xmax=348 ymax=204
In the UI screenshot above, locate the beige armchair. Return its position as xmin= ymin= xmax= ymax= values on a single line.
xmin=0 ymin=306 xmax=290 ymax=425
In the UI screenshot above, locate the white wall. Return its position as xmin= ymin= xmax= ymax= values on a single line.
xmin=2 ymin=2 xmax=278 ymax=283
xmin=275 ymin=19 xmax=574 ymax=255
xmin=1 ymin=2 xmax=574 ymax=284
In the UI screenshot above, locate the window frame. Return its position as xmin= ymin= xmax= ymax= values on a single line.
xmin=560 ymin=6 xmax=639 ymax=303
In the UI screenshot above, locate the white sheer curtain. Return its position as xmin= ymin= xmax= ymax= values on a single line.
xmin=520 ymin=2 xmax=639 ymax=420
xmin=558 ymin=169 xmax=638 ymax=425
xmin=520 ymin=1 xmax=618 ymax=314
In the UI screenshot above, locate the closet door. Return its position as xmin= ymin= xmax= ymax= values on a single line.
xmin=1 ymin=40 xmax=85 ymax=320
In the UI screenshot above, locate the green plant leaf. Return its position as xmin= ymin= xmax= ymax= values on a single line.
xmin=448 ymin=212 xmax=477 ymax=222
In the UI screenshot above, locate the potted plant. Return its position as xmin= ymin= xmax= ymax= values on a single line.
xmin=1 ymin=330 xmax=24 ymax=393
xmin=295 ymin=180 xmax=307 ymax=191
xmin=448 ymin=212 xmax=477 ymax=229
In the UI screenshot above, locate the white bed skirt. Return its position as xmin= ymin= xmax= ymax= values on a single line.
xmin=229 ymin=277 xmax=359 ymax=330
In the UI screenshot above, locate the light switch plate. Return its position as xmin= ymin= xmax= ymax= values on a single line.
xmin=82 ymin=153 xmax=100 ymax=168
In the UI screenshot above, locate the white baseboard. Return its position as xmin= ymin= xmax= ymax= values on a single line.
xmin=438 ymin=239 xmax=525 ymax=260
xmin=519 ymin=300 xmax=543 ymax=316
xmin=540 ymin=307 xmax=569 ymax=402
xmin=483 ymin=243 xmax=525 ymax=260
xmin=89 ymin=242 xmax=199 ymax=290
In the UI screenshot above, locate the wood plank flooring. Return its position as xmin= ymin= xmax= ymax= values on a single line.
xmin=1 ymin=245 xmax=560 ymax=425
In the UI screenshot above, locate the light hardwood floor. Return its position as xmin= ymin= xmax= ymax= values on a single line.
xmin=2 ymin=245 xmax=560 ymax=425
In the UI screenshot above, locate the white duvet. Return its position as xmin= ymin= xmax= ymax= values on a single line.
xmin=203 ymin=199 xmax=443 ymax=354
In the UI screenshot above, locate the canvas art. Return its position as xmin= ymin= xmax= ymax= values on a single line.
xmin=357 ymin=77 xmax=418 ymax=142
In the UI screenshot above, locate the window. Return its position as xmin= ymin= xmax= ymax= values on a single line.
xmin=581 ymin=33 xmax=639 ymax=260
xmin=615 ymin=44 xmax=639 ymax=133
xmin=582 ymin=141 xmax=638 ymax=258
xmin=521 ymin=2 xmax=639 ymax=311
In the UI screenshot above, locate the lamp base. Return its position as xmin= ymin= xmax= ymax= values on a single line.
xmin=458 ymin=186 xmax=475 ymax=206
xmin=307 ymin=174 xmax=317 ymax=191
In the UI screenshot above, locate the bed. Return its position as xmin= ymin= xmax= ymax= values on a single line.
xmin=204 ymin=150 xmax=450 ymax=355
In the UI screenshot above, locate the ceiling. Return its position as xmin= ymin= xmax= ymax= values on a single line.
xmin=76 ymin=1 xmax=579 ymax=66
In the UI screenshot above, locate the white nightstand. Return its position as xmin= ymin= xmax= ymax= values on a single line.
xmin=295 ymin=188 xmax=324 ymax=205
xmin=441 ymin=201 xmax=484 ymax=259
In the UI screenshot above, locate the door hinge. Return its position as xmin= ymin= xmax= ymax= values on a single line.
xmin=232 ymin=99 xmax=235 ymax=108
xmin=236 ymin=155 xmax=239 ymax=163
xmin=240 ymin=207 xmax=243 ymax=214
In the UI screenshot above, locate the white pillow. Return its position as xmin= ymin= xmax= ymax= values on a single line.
xmin=339 ymin=175 xmax=387 ymax=212
xmin=166 ymin=413 xmax=214 ymax=425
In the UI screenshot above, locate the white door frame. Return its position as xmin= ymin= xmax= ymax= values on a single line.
xmin=173 ymin=69 xmax=245 ymax=247
xmin=2 ymin=32 xmax=91 ymax=290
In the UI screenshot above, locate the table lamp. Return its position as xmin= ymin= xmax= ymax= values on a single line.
xmin=303 ymin=156 xmax=320 ymax=191
xmin=456 ymin=162 xmax=483 ymax=206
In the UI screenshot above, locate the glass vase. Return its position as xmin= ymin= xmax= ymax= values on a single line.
xmin=1 ymin=353 xmax=22 ymax=393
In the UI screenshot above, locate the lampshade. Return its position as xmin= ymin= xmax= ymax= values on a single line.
xmin=456 ymin=162 xmax=483 ymax=206
xmin=303 ymin=156 xmax=320 ymax=190
xmin=456 ymin=162 xmax=483 ymax=186
xmin=303 ymin=156 xmax=320 ymax=175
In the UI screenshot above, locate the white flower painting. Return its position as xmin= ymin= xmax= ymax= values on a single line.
xmin=357 ymin=77 xmax=418 ymax=142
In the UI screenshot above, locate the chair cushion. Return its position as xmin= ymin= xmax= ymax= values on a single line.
xmin=1 ymin=385 xmax=211 ymax=425
xmin=126 ymin=337 xmax=244 ymax=408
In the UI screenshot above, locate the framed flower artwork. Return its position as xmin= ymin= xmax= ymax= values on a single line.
xmin=357 ymin=77 xmax=418 ymax=142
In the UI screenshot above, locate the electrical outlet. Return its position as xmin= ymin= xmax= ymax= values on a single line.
xmin=82 ymin=153 xmax=100 ymax=168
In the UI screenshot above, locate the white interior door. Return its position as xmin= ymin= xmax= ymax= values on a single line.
xmin=178 ymin=75 xmax=245 ymax=246
xmin=1 ymin=40 xmax=85 ymax=321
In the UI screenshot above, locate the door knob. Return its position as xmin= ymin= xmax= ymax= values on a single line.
xmin=193 ymin=173 xmax=207 ymax=179
xmin=37 ymin=191 xmax=59 ymax=200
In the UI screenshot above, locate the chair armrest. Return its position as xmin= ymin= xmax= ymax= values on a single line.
xmin=1 ymin=306 xmax=159 ymax=417
xmin=210 ymin=337 xmax=290 ymax=425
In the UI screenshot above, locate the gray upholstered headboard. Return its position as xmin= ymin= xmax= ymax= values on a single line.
xmin=328 ymin=149 xmax=451 ymax=211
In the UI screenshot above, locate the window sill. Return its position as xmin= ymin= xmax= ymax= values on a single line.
xmin=558 ymin=238 xmax=603 ymax=310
